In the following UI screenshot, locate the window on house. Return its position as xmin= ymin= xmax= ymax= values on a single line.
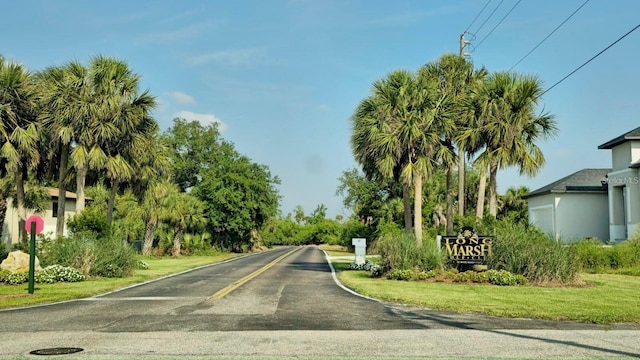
xmin=52 ymin=201 xmax=58 ymax=218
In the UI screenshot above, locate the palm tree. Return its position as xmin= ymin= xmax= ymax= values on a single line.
xmin=351 ymin=69 xmax=446 ymax=244
xmin=141 ymin=179 xmax=172 ymax=256
xmin=38 ymin=62 xmax=89 ymax=236
xmin=164 ymin=190 xmax=207 ymax=257
xmin=0 ymin=56 xmax=41 ymax=243
xmin=467 ymin=71 xmax=557 ymax=217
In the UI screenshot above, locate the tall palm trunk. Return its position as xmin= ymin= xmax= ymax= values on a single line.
xmin=142 ymin=217 xmax=157 ymax=256
xmin=402 ymin=183 xmax=412 ymax=234
xmin=107 ymin=178 xmax=118 ymax=225
xmin=476 ymin=164 xmax=487 ymax=219
xmin=75 ymin=164 xmax=88 ymax=213
xmin=413 ymin=174 xmax=423 ymax=245
xmin=445 ymin=167 xmax=454 ymax=234
xmin=14 ymin=170 xmax=27 ymax=244
xmin=172 ymin=227 xmax=184 ymax=257
xmin=458 ymin=150 xmax=465 ymax=216
xmin=56 ymin=143 xmax=69 ymax=237
xmin=0 ymin=198 xmax=7 ymax=240
xmin=489 ymin=160 xmax=499 ymax=217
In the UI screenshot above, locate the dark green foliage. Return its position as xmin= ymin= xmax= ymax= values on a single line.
xmin=574 ymin=237 xmax=640 ymax=273
xmin=67 ymin=208 xmax=110 ymax=239
xmin=0 ymin=242 xmax=8 ymax=261
xmin=486 ymin=269 xmax=528 ymax=286
xmin=488 ymin=222 xmax=578 ymax=284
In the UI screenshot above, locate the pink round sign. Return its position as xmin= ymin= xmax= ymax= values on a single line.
xmin=25 ymin=215 xmax=44 ymax=234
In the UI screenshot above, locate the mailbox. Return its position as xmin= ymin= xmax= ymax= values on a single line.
xmin=351 ymin=238 xmax=367 ymax=265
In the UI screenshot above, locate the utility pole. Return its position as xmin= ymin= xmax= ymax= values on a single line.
xmin=457 ymin=32 xmax=468 ymax=217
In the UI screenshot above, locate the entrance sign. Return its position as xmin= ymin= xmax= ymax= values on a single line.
xmin=351 ymin=238 xmax=366 ymax=265
xmin=438 ymin=227 xmax=492 ymax=265
xmin=25 ymin=215 xmax=44 ymax=235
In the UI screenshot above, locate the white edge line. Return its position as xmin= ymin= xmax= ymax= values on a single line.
xmin=0 ymin=249 xmax=276 ymax=312
xmin=321 ymin=248 xmax=380 ymax=303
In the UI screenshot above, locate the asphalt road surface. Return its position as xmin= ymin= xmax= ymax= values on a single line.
xmin=1 ymin=245 xmax=639 ymax=358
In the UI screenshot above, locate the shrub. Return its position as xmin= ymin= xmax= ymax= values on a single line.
xmin=67 ymin=208 xmax=110 ymax=239
xmin=43 ymin=265 xmax=85 ymax=282
xmin=34 ymin=270 xmax=57 ymax=284
xmin=0 ymin=270 xmax=10 ymax=283
xmin=136 ymin=260 xmax=149 ymax=270
xmin=4 ymin=271 xmax=28 ymax=285
xmin=385 ymin=269 xmax=415 ymax=281
xmin=453 ymin=270 xmax=477 ymax=283
xmin=574 ymin=237 xmax=640 ymax=273
xmin=40 ymin=236 xmax=96 ymax=275
xmin=373 ymin=227 xmax=443 ymax=273
xmin=92 ymin=237 xmax=137 ymax=278
xmin=486 ymin=269 xmax=527 ymax=286
xmin=0 ymin=243 xmax=8 ymax=262
xmin=488 ymin=222 xmax=578 ymax=284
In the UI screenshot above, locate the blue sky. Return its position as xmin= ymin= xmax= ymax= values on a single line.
xmin=2 ymin=0 xmax=639 ymax=218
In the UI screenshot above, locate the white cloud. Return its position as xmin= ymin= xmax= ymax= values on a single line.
xmin=188 ymin=47 xmax=266 ymax=66
xmin=173 ymin=110 xmax=228 ymax=132
xmin=317 ymin=104 xmax=330 ymax=112
xmin=169 ymin=91 xmax=196 ymax=105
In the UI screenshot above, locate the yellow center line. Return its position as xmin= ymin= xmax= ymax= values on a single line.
xmin=208 ymin=247 xmax=301 ymax=300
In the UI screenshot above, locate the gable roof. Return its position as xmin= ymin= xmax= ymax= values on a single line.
xmin=525 ymin=168 xmax=610 ymax=199
xmin=598 ymin=126 xmax=640 ymax=149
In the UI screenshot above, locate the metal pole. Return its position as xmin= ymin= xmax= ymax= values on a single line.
xmin=28 ymin=222 xmax=36 ymax=294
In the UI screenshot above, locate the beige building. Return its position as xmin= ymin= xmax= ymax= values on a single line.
xmin=2 ymin=188 xmax=80 ymax=248
xmin=598 ymin=127 xmax=640 ymax=241
xmin=526 ymin=168 xmax=610 ymax=242
xmin=527 ymin=126 xmax=640 ymax=242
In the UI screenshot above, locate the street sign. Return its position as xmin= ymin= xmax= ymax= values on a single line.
xmin=25 ymin=215 xmax=44 ymax=235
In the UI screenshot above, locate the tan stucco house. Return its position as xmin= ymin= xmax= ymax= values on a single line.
xmin=2 ymin=188 xmax=80 ymax=249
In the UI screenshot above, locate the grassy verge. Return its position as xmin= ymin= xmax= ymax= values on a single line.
xmin=337 ymin=270 xmax=640 ymax=324
xmin=0 ymin=253 xmax=240 ymax=309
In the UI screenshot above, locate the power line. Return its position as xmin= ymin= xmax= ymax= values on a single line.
xmin=465 ymin=0 xmax=492 ymax=33
xmin=541 ymin=23 xmax=640 ymax=97
xmin=510 ymin=0 xmax=590 ymax=71
xmin=475 ymin=0 xmax=523 ymax=50
xmin=473 ymin=0 xmax=504 ymax=36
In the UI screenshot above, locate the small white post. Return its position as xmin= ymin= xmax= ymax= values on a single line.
xmin=351 ymin=238 xmax=366 ymax=265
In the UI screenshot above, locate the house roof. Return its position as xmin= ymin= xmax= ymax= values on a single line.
xmin=46 ymin=188 xmax=79 ymax=199
xmin=525 ymin=168 xmax=611 ymax=199
xmin=598 ymin=126 xmax=640 ymax=149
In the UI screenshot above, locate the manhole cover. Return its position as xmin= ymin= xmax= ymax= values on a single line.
xmin=29 ymin=348 xmax=84 ymax=356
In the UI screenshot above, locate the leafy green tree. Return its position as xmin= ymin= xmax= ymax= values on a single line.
xmin=141 ymin=179 xmax=172 ymax=256
xmin=308 ymin=204 xmax=327 ymax=224
xmin=193 ymin=145 xmax=280 ymax=251
xmin=293 ymin=205 xmax=306 ymax=225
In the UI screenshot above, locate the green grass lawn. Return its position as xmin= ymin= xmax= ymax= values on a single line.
xmin=337 ymin=269 xmax=640 ymax=324
xmin=0 ymin=253 xmax=240 ymax=309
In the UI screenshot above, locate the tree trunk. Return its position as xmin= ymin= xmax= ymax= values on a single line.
xmin=402 ymin=183 xmax=412 ymax=235
xmin=489 ymin=161 xmax=499 ymax=217
xmin=56 ymin=143 xmax=69 ymax=237
xmin=476 ymin=164 xmax=487 ymax=219
xmin=413 ymin=174 xmax=422 ymax=246
xmin=172 ymin=227 xmax=183 ymax=257
xmin=457 ymin=149 xmax=465 ymax=216
xmin=76 ymin=164 xmax=88 ymax=213
xmin=445 ymin=166 xmax=454 ymax=234
xmin=14 ymin=170 xmax=27 ymax=244
xmin=0 ymin=198 xmax=7 ymax=241
xmin=107 ymin=178 xmax=118 ymax=225
xmin=142 ymin=217 xmax=157 ymax=256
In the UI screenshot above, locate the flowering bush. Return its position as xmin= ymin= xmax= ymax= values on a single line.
xmin=4 ymin=271 xmax=28 ymax=285
xmin=43 ymin=265 xmax=85 ymax=282
xmin=487 ymin=269 xmax=527 ymax=286
xmin=136 ymin=260 xmax=149 ymax=270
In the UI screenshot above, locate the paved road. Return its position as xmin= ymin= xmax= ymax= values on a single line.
xmin=1 ymin=245 xmax=639 ymax=358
